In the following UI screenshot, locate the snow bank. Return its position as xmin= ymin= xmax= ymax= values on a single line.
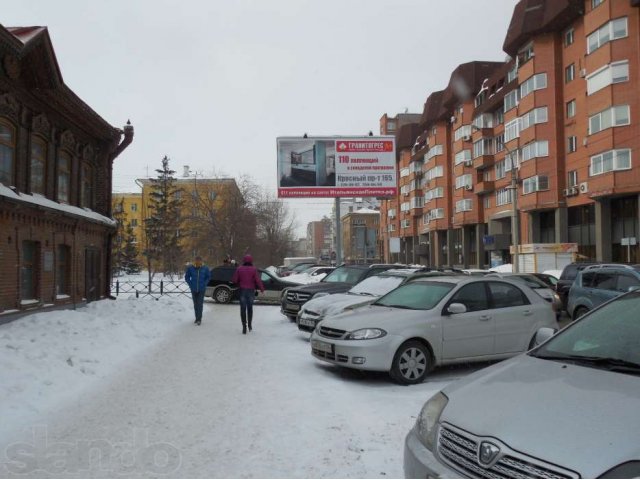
xmin=489 ymin=263 xmax=513 ymax=273
xmin=285 ymin=272 xmax=327 ymax=284
xmin=0 ymin=296 xmax=190 ymax=437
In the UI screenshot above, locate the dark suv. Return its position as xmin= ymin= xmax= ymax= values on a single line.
xmin=556 ymin=262 xmax=601 ymax=312
xmin=280 ymin=264 xmax=407 ymax=320
xmin=205 ymin=266 xmax=300 ymax=304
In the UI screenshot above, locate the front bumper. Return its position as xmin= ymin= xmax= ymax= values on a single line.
xmin=309 ymin=331 xmax=400 ymax=372
xmin=404 ymin=427 xmax=458 ymax=479
xmin=297 ymin=311 xmax=321 ymax=332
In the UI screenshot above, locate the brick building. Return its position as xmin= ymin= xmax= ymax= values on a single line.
xmin=306 ymin=217 xmax=332 ymax=260
xmin=381 ymin=0 xmax=640 ymax=267
xmin=341 ymin=208 xmax=381 ymax=264
xmin=0 ymin=26 xmax=133 ymax=319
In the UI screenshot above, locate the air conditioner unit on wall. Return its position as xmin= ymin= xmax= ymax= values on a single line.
xmin=464 ymin=160 xmax=473 ymax=167
xmin=465 ymin=184 xmax=473 ymax=191
xmin=462 ymin=135 xmax=472 ymax=142
xmin=569 ymin=186 xmax=579 ymax=196
xmin=450 ymin=116 xmax=456 ymax=124
xmin=579 ymin=182 xmax=589 ymax=193
xmin=563 ymin=188 xmax=570 ymax=197
xmin=579 ymin=68 xmax=587 ymax=78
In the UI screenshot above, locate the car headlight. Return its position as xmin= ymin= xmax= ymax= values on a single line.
xmin=345 ymin=328 xmax=386 ymax=340
xmin=416 ymin=392 xmax=448 ymax=450
xmin=313 ymin=292 xmax=329 ymax=299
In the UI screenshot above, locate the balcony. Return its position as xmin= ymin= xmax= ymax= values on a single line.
xmin=411 ymin=207 xmax=423 ymax=217
xmin=473 ymin=154 xmax=495 ymax=170
xmin=474 ymin=180 xmax=495 ymax=195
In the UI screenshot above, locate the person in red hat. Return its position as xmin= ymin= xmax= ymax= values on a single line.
xmin=231 ymin=254 xmax=265 ymax=334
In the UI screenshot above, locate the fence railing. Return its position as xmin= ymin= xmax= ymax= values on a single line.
xmin=111 ymin=279 xmax=192 ymax=299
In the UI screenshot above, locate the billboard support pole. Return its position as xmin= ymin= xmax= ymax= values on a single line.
xmin=335 ymin=197 xmax=342 ymax=264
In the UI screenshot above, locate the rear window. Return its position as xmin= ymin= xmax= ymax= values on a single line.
xmin=322 ymin=266 xmax=365 ymax=284
xmin=560 ymin=264 xmax=579 ymax=280
xmin=211 ymin=267 xmax=236 ymax=282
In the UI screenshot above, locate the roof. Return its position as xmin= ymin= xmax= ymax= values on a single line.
xmin=395 ymin=122 xmax=422 ymax=153
xmin=0 ymin=24 xmax=122 ymax=142
xmin=503 ymin=0 xmax=584 ymax=56
xmin=441 ymin=61 xmax=505 ymax=109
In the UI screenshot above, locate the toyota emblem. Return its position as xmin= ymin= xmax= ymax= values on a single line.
xmin=478 ymin=441 xmax=501 ymax=467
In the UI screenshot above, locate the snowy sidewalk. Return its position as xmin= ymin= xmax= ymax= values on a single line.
xmin=1 ymin=301 xmax=480 ymax=478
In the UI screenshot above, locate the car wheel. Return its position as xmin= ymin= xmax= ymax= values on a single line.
xmin=213 ymin=287 xmax=232 ymax=304
xmin=390 ymin=341 xmax=431 ymax=385
xmin=287 ymin=315 xmax=297 ymax=322
xmin=573 ymin=306 xmax=589 ymax=321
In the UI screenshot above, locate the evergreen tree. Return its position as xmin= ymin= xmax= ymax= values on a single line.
xmin=122 ymin=223 xmax=142 ymax=274
xmin=111 ymin=198 xmax=127 ymax=277
xmin=144 ymin=156 xmax=184 ymax=277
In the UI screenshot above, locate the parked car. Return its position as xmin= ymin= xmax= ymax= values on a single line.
xmin=280 ymin=264 xmax=408 ymax=320
xmin=567 ymin=264 xmax=640 ymax=320
xmin=404 ymin=288 xmax=640 ymax=479
xmin=531 ymin=272 xmax=559 ymax=288
xmin=205 ymin=266 xmax=300 ymax=303
xmin=310 ymin=276 xmax=557 ymax=385
xmin=555 ymin=261 xmax=601 ymax=311
xmin=485 ymin=272 xmax=562 ymax=314
xmin=279 ymin=262 xmax=319 ymax=277
xmin=285 ymin=266 xmax=335 ymax=284
xmin=297 ymin=269 xmax=419 ymax=332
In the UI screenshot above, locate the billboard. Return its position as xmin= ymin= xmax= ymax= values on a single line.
xmin=277 ymin=136 xmax=397 ymax=198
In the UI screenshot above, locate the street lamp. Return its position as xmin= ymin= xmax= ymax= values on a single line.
xmin=469 ymin=124 xmax=520 ymax=272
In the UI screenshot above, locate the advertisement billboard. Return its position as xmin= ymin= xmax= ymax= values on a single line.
xmin=277 ymin=136 xmax=397 ymax=198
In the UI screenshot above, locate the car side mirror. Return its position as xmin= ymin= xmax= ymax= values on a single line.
xmin=533 ymin=327 xmax=556 ymax=347
xmin=446 ymin=303 xmax=467 ymax=315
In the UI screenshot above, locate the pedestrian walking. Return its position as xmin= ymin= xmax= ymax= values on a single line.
xmin=231 ymin=254 xmax=265 ymax=334
xmin=185 ymin=256 xmax=211 ymax=325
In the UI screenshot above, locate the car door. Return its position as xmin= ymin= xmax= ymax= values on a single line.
xmin=616 ymin=272 xmax=640 ymax=294
xmin=487 ymin=281 xmax=537 ymax=354
xmin=260 ymin=271 xmax=280 ymax=300
xmin=442 ymin=282 xmax=495 ymax=360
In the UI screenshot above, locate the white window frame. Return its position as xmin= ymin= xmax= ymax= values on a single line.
xmin=504 ymin=89 xmax=519 ymax=112
xmin=424 ymin=144 xmax=443 ymax=161
xmin=588 ymin=105 xmax=630 ymax=135
xmin=455 ymin=199 xmax=473 ymax=213
xmin=455 ymin=174 xmax=472 ymax=190
xmin=566 ymin=99 xmax=576 ymax=118
xmin=454 ymin=125 xmax=472 ymax=141
xmin=586 ymin=60 xmax=629 ymax=95
xmin=587 ymin=17 xmax=628 ymax=54
xmin=496 ymin=188 xmax=513 ymax=206
xmin=425 ymin=165 xmax=444 ymax=180
xmin=400 ymin=167 xmax=410 ymax=178
xmin=565 ymin=63 xmax=575 ymax=83
xmin=454 ymin=149 xmax=472 ymax=165
xmin=520 ymin=73 xmax=547 ymax=98
xmin=472 ymin=114 xmax=493 ymax=129
xmin=522 ymin=175 xmax=549 ymax=195
xmin=521 ymin=141 xmax=549 ymax=162
xmin=589 ymin=149 xmax=632 ymax=176
xmin=568 ymin=136 xmax=578 ymax=153
xmin=504 ymin=118 xmax=520 ymax=142
xmin=519 ymin=107 xmax=548 ymax=132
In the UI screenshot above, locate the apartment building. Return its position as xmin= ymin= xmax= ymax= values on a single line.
xmin=112 ymin=193 xmax=144 ymax=245
xmin=381 ymin=0 xmax=640 ymax=267
xmin=306 ymin=217 xmax=332 ymax=260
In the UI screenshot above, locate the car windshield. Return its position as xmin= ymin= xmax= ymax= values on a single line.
xmin=512 ymin=274 xmax=548 ymax=289
xmin=373 ymin=281 xmax=455 ymax=310
xmin=349 ymin=275 xmax=405 ymax=296
xmin=291 ymin=264 xmax=314 ymax=273
xmin=322 ymin=266 xmax=365 ymax=284
xmin=532 ymin=291 xmax=640 ymax=375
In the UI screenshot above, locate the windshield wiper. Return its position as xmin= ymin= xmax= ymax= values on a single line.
xmin=534 ymin=353 xmax=640 ymax=374
xmin=355 ymin=292 xmax=375 ymax=296
xmin=375 ymin=303 xmax=413 ymax=309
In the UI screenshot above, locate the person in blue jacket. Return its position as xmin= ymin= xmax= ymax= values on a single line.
xmin=185 ymin=256 xmax=211 ymax=325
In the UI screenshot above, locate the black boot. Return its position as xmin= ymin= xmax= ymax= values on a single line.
xmin=242 ymin=323 xmax=247 ymax=334
xmin=248 ymin=318 xmax=252 ymax=332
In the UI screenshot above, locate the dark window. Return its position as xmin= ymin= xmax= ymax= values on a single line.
xmin=581 ymin=271 xmax=596 ymax=287
xmin=260 ymin=272 xmax=273 ymax=284
xmin=56 ymin=244 xmax=70 ymax=295
xmin=568 ymin=205 xmax=596 ymax=259
xmin=21 ymin=241 xmax=39 ymax=300
xmin=57 ymin=151 xmax=71 ymax=203
xmin=594 ymin=272 xmax=616 ymax=290
xmin=488 ymin=282 xmax=529 ymax=308
xmin=450 ymin=283 xmax=489 ymax=312
xmin=81 ymin=162 xmax=93 ymax=208
xmin=30 ymin=136 xmax=47 ymax=195
xmin=617 ymin=273 xmax=640 ymax=292
xmin=0 ymin=119 xmax=15 ymax=185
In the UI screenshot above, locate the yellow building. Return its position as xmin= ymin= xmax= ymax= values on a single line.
xmin=112 ymin=193 xmax=144 ymax=243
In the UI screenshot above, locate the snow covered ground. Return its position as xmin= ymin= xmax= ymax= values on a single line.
xmin=0 ymin=297 xmax=484 ymax=478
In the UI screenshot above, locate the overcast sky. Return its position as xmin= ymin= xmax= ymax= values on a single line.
xmin=5 ymin=0 xmax=517 ymax=237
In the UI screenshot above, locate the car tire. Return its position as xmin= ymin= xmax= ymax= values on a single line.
xmin=287 ymin=315 xmax=297 ymax=322
xmin=213 ymin=286 xmax=232 ymax=304
xmin=573 ymin=306 xmax=589 ymax=321
xmin=389 ymin=340 xmax=431 ymax=385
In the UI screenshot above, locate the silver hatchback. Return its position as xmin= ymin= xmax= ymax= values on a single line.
xmin=310 ymin=276 xmax=557 ymax=384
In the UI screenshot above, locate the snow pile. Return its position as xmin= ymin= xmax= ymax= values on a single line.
xmin=0 ymin=296 xmax=191 ymax=436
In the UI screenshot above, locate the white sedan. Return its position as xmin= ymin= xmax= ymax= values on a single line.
xmin=310 ymin=276 xmax=558 ymax=385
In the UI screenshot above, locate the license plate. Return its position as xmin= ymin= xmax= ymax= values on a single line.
xmin=311 ymin=340 xmax=333 ymax=354
xmin=287 ymin=303 xmax=300 ymax=312
xmin=299 ymin=318 xmax=316 ymax=327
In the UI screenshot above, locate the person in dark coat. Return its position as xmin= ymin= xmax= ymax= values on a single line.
xmin=185 ymin=256 xmax=211 ymax=325
xmin=231 ymin=254 xmax=265 ymax=334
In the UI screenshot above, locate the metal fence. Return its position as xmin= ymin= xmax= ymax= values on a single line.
xmin=111 ymin=279 xmax=192 ymax=299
